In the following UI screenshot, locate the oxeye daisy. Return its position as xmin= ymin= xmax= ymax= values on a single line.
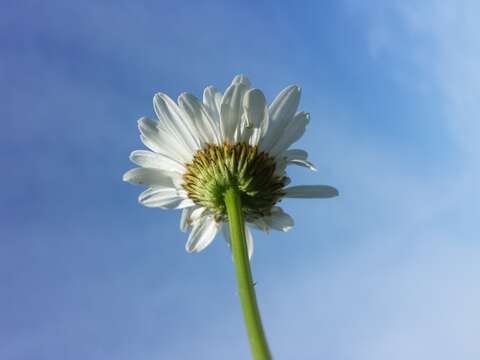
xmin=123 ymin=74 xmax=338 ymax=359
xmin=123 ymin=75 xmax=338 ymax=256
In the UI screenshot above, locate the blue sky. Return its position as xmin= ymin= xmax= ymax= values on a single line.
xmin=1 ymin=1 xmax=479 ymax=359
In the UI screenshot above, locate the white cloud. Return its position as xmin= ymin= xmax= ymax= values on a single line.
xmin=356 ymin=0 xmax=480 ymax=164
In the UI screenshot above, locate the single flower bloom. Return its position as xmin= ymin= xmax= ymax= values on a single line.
xmin=123 ymin=75 xmax=338 ymax=257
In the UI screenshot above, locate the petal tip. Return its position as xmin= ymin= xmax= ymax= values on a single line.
xmin=287 ymin=84 xmax=301 ymax=94
xmin=122 ymin=169 xmax=136 ymax=183
xmin=232 ymin=74 xmax=251 ymax=87
xmin=185 ymin=243 xmax=194 ymax=253
xmin=137 ymin=116 xmax=150 ymax=127
xmin=153 ymin=92 xmax=168 ymax=106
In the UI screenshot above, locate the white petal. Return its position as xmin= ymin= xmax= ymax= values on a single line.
xmin=251 ymin=218 xmax=270 ymax=233
xmin=261 ymin=85 xmax=301 ymax=152
xmin=269 ymin=85 xmax=301 ymax=124
xmin=244 ymin=226 xmax=254 ymax=259
xmin=222 ymin=222 xmax=254 ymax=259
xmin=288 ymin=159 xmax=316 ymax=171
xmin=122 ymin=168 xmax=178 ymax=187
xmin=137 ymin=117 xmax=163 ymax=152
xmin=284 ymin=149 xmax=308 ymax=161
xmin=180 ymin=206 xmax=207 ymax=232
xmin=248 ymin=127 xmax=262 ymax=146
xmin=231 ymin=74 xmax=251 ymax=88
xmin=203 ymin=86 xmax=222 ymax=123
xmin=139 ymin=186 xmax=193 ymax=209
xmin=137 ymin=117 xmax=168 ymax=152
xmin=269 ymin=112 xmax=309 ymax=157
xmin=138 ymin=117 xmax=191 ymax=162
xmin=186 ymin=216 xmax=220 ymax=253
xmin=263 ymin=207 xmax=294 ymax=232
xmin=233 ymin=122 xmax=243 ymax=144
xmin=235 ymin=113 xmax=257 ymax=144
xmin=178 ymin=93 xmax=221 ymax=145
xmin=283 ymin=185 xmax=339 ymax=198
xmin=153 ymin=93 xmax=200 ymax=154
xmin=180 ymin=206 xmax=197 ymax=232
xmin=221 ymin=223 xmax=230 ymax=241
xmin=129 ymin=150 xmax=186 ymax=173
xmin=243 ymin=88 xmax=268 ymax=129
xmin=279 ymin=148 xmax=316 ymax=171
xmin=220 ymin=84 xmax=248 ymax=143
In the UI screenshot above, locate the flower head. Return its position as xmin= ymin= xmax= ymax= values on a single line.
xmin=123 ymin=75 xmax=338 ymax=257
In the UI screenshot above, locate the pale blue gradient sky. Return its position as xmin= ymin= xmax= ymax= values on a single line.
xmin=1 ymin=1 xmax=479 ymax=359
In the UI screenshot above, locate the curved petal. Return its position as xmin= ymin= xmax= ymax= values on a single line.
xmin=284 ymin=185 xmax=339 ymax=198
xmin=203 ymin=85 xmax=222 ymax=124
xmin=153 ymin=93 xmax=200 ymax=154
xmin=231 ymin=74 xmax=251 ymax=88
xmin=243 ymin=88 xmax=268 ymax=129
xmin=261 ymin=85 xmax=301 ymax=152
xmin=278 ymin=148 xmax=316 ymax=171
xmin=122 ymin=168 xmax=178 ymax=187
xmin=129 ymin=150 xmax=186 ymax=173
xmin=137 ymin=117 xmax=163 ymax=152
xmin=251 ymin=218 xmax=270 ymax=233
xmin=220 ymin=83 xmax=248 ymax=143
xmin=269 ymin=85 xmax=301 ymax=124
xmin=178 ymin=92 xmax=221 ymax=145
xmin=244 ymin=226 xmax=254 ymax=259
xmin=139 ymin=186 xmax=194 ymax=209
xmin=269 ymin=112 xmax=309 ymax=157
xmin=180 ymin=206 xmax=206 ymax=232
xmin=185 ymin=216 xmax=221 ymax=253
xmin=284 ymin=149 xmax=308 ymax=161
xmin=288 ymin=159 xmax=317 ymax=171
xmin=180 ymin=206 xmax=196 ymax=232
xmin=263 ymin=207 xmax=294 ymax=232
xmin=247 ymin=127 xmax=262 ymax=147
xmin=138 ymin=117 xmax=191 ymax=162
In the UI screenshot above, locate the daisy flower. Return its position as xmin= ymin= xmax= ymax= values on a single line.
xmin=123 ymin=74 xmax=338 ymax=359
xmin=123 ymin=75 xmax=338 ymax=257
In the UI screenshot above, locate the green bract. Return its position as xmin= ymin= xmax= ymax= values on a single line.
xmin=182 ymin=142 xmax=287 ymax=222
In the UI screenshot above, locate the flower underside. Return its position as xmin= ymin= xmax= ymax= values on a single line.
xmin=182 ymin=142 xmax=287 ymax=222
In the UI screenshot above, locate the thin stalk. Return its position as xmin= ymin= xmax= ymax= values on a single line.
xmin=224 ymin=187 xmax=272 ymax=360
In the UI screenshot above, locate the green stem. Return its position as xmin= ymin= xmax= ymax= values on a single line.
xmin=224 ymin=187 xmax=272 ymax=360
